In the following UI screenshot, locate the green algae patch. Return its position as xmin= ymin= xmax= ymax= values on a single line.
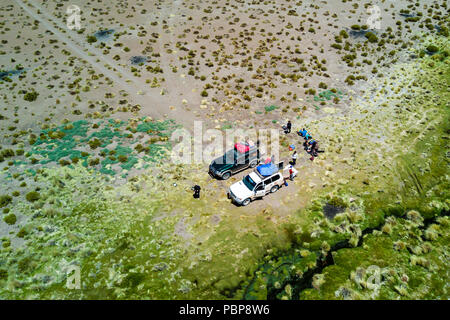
xmin=32 ymin=120 xmax=90 ymax=165
xmin=135 ymin=119 xmax=178 ymax=137
xmin=29 ymin=118 xmax=178 ymax=176
xmin=313 ymin=89 xmax=343 ymax=102
xmin=264 ymin=105 xmax=279 ymax=113
xmin=221 ymin=122 xmax=233 ymax=130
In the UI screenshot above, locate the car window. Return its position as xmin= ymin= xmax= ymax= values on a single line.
xmin=255 ymin=184 xmax=264 ymax=191
xmin=265 ymin=174 xmax=279 ymax=184
xmin=243 ymin=175 xmax=256 ymax=190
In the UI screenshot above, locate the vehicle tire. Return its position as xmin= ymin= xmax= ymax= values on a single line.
xmin=242 ymin=198 xmax=251 ymax=206
xmin=270 ymin=185 xmax=279 ymax=193
xmin=249 ymin=160 xmax=258 ymax=168
xmin=222 ymin=172 xmax=231 ymax=180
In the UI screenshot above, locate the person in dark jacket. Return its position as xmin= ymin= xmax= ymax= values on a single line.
xmin=309 ymin=140 xmax=319 ymax=156
xmin=303 ymin=137 xmax=311 ymax=150
xmin=286 ymin=120 xmax=292 ymax=133
xmin=192 ymin=185 xmax=201 ymax=199
xmin=309 ymin=139 xmax=317 ymax=151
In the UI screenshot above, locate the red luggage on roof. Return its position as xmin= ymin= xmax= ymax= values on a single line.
xmin=235 ymin=142 xmax=250 ymax=153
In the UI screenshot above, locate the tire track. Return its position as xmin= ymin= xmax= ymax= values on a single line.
xmin=14 ymin=0 xmax=191 ymax=125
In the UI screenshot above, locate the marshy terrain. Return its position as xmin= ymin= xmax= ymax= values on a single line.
xmin=0 ymin=0 xmax=448 ymax=299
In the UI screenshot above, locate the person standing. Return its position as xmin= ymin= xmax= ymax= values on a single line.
xmin=305 ymin=132 xmax=312 ymax=140
xmin=303 ymin=137 xmax=311 ymax=150
xmin=289 ymin=166 xmax=294 ymax=181
xmin=291 ymin=151 xmax=297 ymax=166
xmin=286 ymin=120 xmax=292 ymax=133
xmin=309 ymin=140 xmax=318 ymax=154
xmin=298 ymin=128 xmax=307 ymax=137
xmin=192 ymin=185 xmax=201 ymax=199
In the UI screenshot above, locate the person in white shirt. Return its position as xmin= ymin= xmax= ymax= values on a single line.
xmin=291 ymin=151 xmax=298 ymax=165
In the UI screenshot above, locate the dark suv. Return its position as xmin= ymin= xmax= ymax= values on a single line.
xmin=209 ymin=144 xmax=262 ymax=180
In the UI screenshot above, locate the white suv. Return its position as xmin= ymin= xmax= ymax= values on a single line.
xmin=228 ymin=164 xmax=297 ymax=206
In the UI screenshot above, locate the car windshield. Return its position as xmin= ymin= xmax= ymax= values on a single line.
xmin=214 ymin=149 xmax=236 ymax=165
xmin=242 ymin=175 xmax=256 ymax=191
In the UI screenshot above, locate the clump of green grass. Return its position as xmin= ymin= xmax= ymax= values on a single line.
xmin=1 ymin=239 xmax=11 ymax=248
xmin=1 ymin=149 xmax=15 ymax=158
xmin=365 ymin=32 xmax=378 ymax=43
xmin=0 ymin=195 xmax=12 ymax=208
xmin=426 ymin=45 xmax=439 ymax=53
xmin=87 ymin=35 xmax=97 ymax=44
xmin=25 ymin=191 xmax=40 ymax=202
xmin=0 ymin=269 xmax=7 ymax=280
xmin=16 ymin=228 xmax=27 ymax=238
xmin=327 ymin=196 xmax=347 ymax=209
xmin=89 ymin=158 xmax=100 ymax=166
xmin=48 ymin=130 xmax=66 ymax=139
xmin=23 ymin=90 xmax=39 ymax=102
xmin=3 ymin=213 xmax=16 ymax=225
xmin=59 ymin=159 xmax=71 ymax=166
xmin=88 ymin=138 xmax=102 ymax=149
xmin=118 ymin=155 xmax=128 ymax=163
